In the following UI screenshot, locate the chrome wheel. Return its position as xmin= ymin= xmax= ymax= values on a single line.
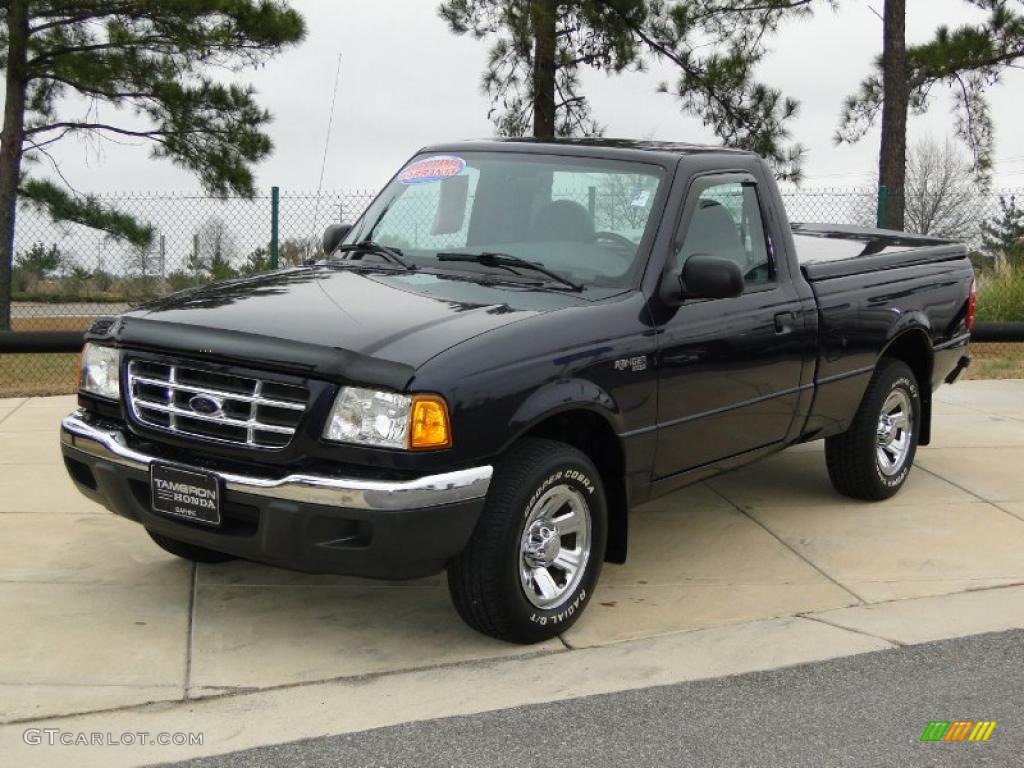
xmin=876 ymin=388 xmax=913 ymax=476
xmin=519 ymin=484 xmax=591 ymax=610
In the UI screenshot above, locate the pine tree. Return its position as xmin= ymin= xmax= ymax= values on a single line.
xmin=439 ymin=0 xmax=648 ymax=138
xmin=981 ymin=195 xmax=1024 ymax=268
xmin=836 ymin=0 xmax=1024 ymax=228
xmin=14 ymin=241 xmax=60 ymax=278
xmin=438 ymin=0 xmax=819 ymax=180
xmin=0 ymin=1 xmax=305 ymax=329
xmin=876 ymin=0 xmax=908 ymax=230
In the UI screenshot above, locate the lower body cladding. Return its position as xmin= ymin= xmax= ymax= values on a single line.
xmin=60 ymin=411 xmax=493 ymax=580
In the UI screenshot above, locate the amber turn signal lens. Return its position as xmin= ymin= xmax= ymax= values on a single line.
xmin=408 ymin=395 xmax=452 ymax=450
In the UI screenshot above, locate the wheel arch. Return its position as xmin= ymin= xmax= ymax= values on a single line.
xmin=509 ymin=386 xmax=629 ymax=565
xmin=878 ymin=327 xmax=934 ymax=445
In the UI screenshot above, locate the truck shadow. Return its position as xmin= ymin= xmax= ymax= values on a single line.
xmin=183 ymin=444 xmax=1002 ymax=684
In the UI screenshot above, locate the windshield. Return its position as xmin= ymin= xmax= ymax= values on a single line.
xmin=341 ymin=151 xmax=665 ymax=290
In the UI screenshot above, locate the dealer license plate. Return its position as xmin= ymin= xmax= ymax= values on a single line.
xmin=150 ymin=464 xmax=221 ymax=527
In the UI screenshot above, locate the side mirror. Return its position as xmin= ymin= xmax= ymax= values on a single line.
xmin=679 ymin=255 xmax=745 ymax=300
xmin=322 ymin=223 xmax=352 ymax=255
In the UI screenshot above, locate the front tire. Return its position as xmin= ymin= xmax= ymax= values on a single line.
xmin=146 ymin=529 xmax=236 ymax=564
xmin=826 ymin=358 xmax=920 ymax=500
xmin=447 ymin=438 xmax=607 ymax=644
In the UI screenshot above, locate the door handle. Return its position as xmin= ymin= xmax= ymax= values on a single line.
xmin=774 ymin=311 xmax=796 ymax=334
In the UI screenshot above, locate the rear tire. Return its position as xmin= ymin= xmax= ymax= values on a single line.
xmin=146 ymin=530 xmax=236 ymax=564
xmin=447 ymin=438 xmax=607 ymax=644
xmin=826 ymin=358 xmax=920 ymax=501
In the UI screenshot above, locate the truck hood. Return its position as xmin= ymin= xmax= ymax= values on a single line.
xmin=115 ymin=267 xmax=589 ymax=387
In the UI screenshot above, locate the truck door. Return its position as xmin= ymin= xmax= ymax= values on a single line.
xmin=653 ymin=173 xmax=807 ymax=478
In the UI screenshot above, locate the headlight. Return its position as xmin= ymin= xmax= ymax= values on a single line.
xmin=79 ymin=343 xmax=121 ymax=400
xmin=323 ymin=387 xmax=451 ymax=450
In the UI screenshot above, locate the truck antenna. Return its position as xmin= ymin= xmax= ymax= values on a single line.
xmin=312 ymin=52 xmax=343 ymax=254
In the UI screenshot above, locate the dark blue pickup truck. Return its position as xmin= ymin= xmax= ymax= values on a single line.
xmin=61 ymin=139 xmax=974 ymax=643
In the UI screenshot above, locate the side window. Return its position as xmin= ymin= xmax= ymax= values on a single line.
xmin=676 ymin=180 xmax=774 ymax=289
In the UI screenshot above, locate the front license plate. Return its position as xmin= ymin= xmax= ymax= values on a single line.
xmin=150 ymin=464 xmax=221 ymax=527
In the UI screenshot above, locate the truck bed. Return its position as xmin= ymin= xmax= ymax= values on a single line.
xmin=792 ymin=223 xmax=967 ymax=281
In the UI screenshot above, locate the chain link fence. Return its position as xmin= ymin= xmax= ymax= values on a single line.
xmin=3 ymin=186 xmax=1023 ymax=396
xmin=8 ymin=188 xmax=377 ymax=331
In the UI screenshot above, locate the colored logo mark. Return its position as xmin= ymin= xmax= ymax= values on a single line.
xmin=920 ymin=720 xmax=997 ymax=742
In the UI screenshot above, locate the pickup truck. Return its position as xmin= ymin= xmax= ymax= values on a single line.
xmin=61 ymin=139 xmax=974 ymax=643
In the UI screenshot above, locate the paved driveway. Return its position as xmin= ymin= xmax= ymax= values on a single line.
xmin=1 ymin=380 xmax=1023 ymax=725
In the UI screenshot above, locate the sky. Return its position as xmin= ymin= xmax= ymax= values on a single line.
xmin=31 ymin=0 xmax=1024 ymax=195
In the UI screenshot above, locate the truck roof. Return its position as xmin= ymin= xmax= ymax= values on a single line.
xmin=420 ymin=138 xmax=755 ymax=166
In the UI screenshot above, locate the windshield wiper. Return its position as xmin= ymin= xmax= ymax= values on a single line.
xmin=334 ymin=241 xmax=416 ymax=270
xmin=436 ymin=251 xmax=582 ymax=292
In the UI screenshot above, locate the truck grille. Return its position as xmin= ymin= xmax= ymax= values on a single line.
xmin=126 ymin=359 xmax=308 ymax=449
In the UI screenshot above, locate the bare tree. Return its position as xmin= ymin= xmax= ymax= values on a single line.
xmin=193 ymin=217 xmax=239 ymax=279
xmin=904 ymin=137 xmax=980 ymax=242
xmin=279 ymin=236 xmax=318 ymax=267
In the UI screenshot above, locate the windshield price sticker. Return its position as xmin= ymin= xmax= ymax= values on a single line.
xmin=397 ymin=155 xmax=466 ymax=185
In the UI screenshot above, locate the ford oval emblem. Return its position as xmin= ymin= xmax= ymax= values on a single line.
xmin=188 ymin=394 xmax=223 ymax=416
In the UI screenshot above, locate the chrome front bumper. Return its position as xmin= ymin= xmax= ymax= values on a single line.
xmin=60 ymin=411 xmax=493 ymax=511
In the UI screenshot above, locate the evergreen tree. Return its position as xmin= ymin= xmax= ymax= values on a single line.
xmin=14 ymin=241 xmax=60 ymax=277
xmin=0 ymin=1 xmax=306 ymax=329
xmin=241 ymin=245 xmax=272 ymax=276
xmin=438 ymin=0 xmax=821 ymax=180
xmin=837 ymin=0 xmax=1024 ymax=228
xmin=439 ymin=0 xmax=648 ymax=138
xmin=981 ymin=195 xmax=1024 ymax=267
xmin=876 ymin=0 xmax=908 ymax=230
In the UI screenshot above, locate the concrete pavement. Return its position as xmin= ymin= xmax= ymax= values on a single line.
xmin=1 ymin=379 xmax=1023 ymax=764
xmin=3 ymin=586 xmax=1023 ymax=767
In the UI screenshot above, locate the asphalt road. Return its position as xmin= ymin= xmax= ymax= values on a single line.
xmin=161 ymin=629 xmax=1023 ymax=768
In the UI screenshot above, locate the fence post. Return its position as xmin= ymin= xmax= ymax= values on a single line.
xmin=876 ymin=185 xmax=888 ymax=229
xmin=270 ymin=186 xmax=280 ymax=270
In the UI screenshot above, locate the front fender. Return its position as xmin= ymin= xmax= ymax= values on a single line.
xmin=505 ymin=378 xmax=624 ymax=450
xmin=503 ymin=377 xmax=631 ymax=565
